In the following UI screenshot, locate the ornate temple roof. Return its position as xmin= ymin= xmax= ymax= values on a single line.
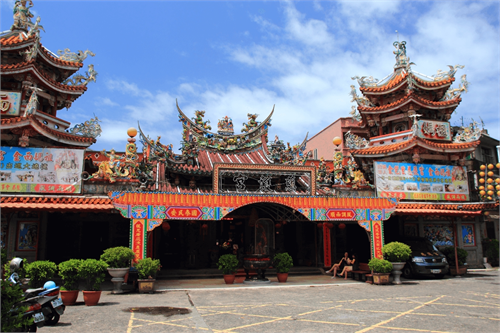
xmin=357 ymin=91 xmax=461 ymax=113
xmin=395 ymin=202 xmax=498 ymax=216
xmin=350 ymin=135 xmax=479 ymax=157
xmin=1 ymin=115 xmax=96 ymax=147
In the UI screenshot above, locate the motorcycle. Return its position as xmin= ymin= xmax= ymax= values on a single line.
xmin=8 ymin=258 xmax=65 ymax=327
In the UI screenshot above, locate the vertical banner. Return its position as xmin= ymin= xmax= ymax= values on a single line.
xmin=131 ymin=219 xmax=146 ymax=264
xmin=323 ymin=224 xmax=331 ymax=268
xmin=371 ymin=220 xmax=384 ymax=259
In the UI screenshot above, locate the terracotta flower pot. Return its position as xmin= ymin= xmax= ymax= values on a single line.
xmin=83 ymin=290 xmax=102 ymax=306
xmin=223 ymin=274 xmax=236 ymax=284
xmin=450 ymin=266 xmax=468 ymax=276
xmin=372 ymin=273 xmax=391 ymax=285
xmin=277 ymin=272 xmax=288 ymax=283
xmin=60 ymin=290 xmax=79 ymax=306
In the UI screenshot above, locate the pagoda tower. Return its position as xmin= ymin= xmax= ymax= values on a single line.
xmin=346 ymin=40 xmax=481 ymax=192
xmin=1 ymin=1 xmax=99 ymax=148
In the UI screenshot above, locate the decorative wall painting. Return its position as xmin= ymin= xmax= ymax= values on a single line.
xmin=16 ymin=221 xmax=39 ymax=251
xmin=404 ymin=223 xmax=418 ymax=237
xmin=461 ymin=224 xmax=476 ymax=246
xmin=423 ymin=224 xmax=454 ymax=246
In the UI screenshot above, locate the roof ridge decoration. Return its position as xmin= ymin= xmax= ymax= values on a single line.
xmin=453 ymin=120 xmax=481 ymax=143
xmin=67 ymin=116 xmax=102 ymax=138
xmin=176 ymin=100 xmax=273 ymax=153
xmin=57 ymin=48 xmax=95 ymax=63
xmin=440 ymin=74 xmax=469 ymax=101
xmin=431 ymin=64 xmax=464 ymax=81
xmin=349 ymin=105 xmax=361 ymax=122
xmin=11 ymin=1 xmax=35 ymax=32
xmin=23 ymin=86 xmax=41 ymax=117
xmin=62 ymin=64 xmax=98 ymax=87
xmin=266 ymin=133 xmax=309 ymax=165
xmin=344 ymin=130 xmax=369 ymax=150
xmin=349 ymin=85 xmax=375 ymax=107
xmin=217 ymin=116 xmax=234 ymax=135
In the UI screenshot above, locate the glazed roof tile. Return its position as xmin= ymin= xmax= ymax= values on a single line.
xmin=360 ymin=72 xmax=407 ymax=92
xmin=413 ymin=75 xmax=455 ymax=88
xmin=350 ymin=136 xmax=479 ymax=155
xmin=1 ymin=196 xmax=114 ymax=211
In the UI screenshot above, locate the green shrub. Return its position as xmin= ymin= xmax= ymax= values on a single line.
xmin=442 ymin=247 xmax=469 ymax=266
xmin=273 ymin=252 xmax=294 ymax=273
xmin=217 ymin=254 xmax=239 ymax=275
xmin=25 ymin=260 xmax=57 ymax=288
xmin=1 ymin=280 xmax=33 ymax=332
xmin=382 ymin=242 xmax=412 ymax=262
xmin=100 ymin=246 xmax=135 ymax=268
xmin=135 ymin=258 xmax=161 ymax=279
xmin=368 ymin=258 xmax=393 ymax=273
xmin=58 ymin=259 xmax=82 ymax=291
xmin=79 ymin=259 xmax=108 ymax=291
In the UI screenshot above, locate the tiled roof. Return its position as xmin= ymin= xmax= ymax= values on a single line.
xmin=1 ymin=33 xmax=81 ymax=68
xmin=350 ymin=136 xmax=479 ymax=156
xmin=1 ymin=115 xmax=96 ymax=145
xmin=1 ymin=61 xmax=87 ymax=92
xmin=359 ymin=72 xmax=407 ymax=92
xmin=413 ymin=75 xmax=455 ymax=88
xmin=395 ymin=202 xmax=497 ymax=215
xmin=169 ymin=148 xmax=271 ymax=175
xmin=358 ymin=92 xmax=460 ymax=112
xmin=1 ymin=196 xmax=114 ymax=211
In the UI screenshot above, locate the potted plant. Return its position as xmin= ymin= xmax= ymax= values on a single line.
xmin=135 ymin=258 xmax=161 ymax=293
xmin=217 ymin=254 xmax=239 ymax=284
xmin=368 ymin=258 xmax=393 ymax=285
xmin=100 ymin=246 xmax=135 ymax=294
xmin=273 ymin=252 xmax=293 ymax=283
xmin=79 ymin=259 xmax=108 ymax=306
xmin=58 ymin=259 xmax=82 ymax=305
xmin=442 ymin=247 xmax=469 ymax=275
xmin=382 ymin=242 xmax=412 ymax=285
xmin=25 ymin=260 xmax=58 ymax=288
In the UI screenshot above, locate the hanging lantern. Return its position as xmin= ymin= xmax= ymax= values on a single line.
xmin=496 ymin=178 xmax=500 ymax=184
xmin=480 ymin=190 xmax=486 ymax=196
xmin=488 ymin=171 xmax=494 ymax=177
xmin=488 ymin=164 xmax=494 ymax=170
xmin=479 ymin=171 xmax=485 ymax=177
xmin=275 ymin=222 xmax=282 ymax=229
xmin=497 ymin=163 xmax=500 ymax=169
xmin=317 ymin=223 xmax=323 ymax=228
xmin=480 ymin=165 xmax=486 ymax=170
xmin=162 ymin=222 xmax=170 ymax=232
xmin=479 ymin=186 xmax=485 ymax=190
xmin=325 ymin=222 xmax=334 ymax=229
xmin=338 ymin=223 xmax=346 ymax=230
xmin=201 ymin=223 xmax=208 ymax=231
xmin=484 ymin=211 xmax=490 ymax=216
xmin=479 ymin=178 xmax=485 ymax=184
xmin=487 ymin=178 xmax=493 ymax=184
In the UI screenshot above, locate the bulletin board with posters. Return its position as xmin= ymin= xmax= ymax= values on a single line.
xmin=374 ymin=162 xmax=469 ymax=201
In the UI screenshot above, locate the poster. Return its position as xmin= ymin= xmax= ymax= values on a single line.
xmin=462 ymin=224 xmax=476 ymax=246
xmin=374 ymin=162 xmax=469 ymax=201
xmin=0 ymin=147 xmax=84 ymax=194
xmin=16 ymin=222 xmax=39 ymax=251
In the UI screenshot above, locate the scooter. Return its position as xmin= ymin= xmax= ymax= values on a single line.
xmin=9 ymin=258 xmax=65 ymax=327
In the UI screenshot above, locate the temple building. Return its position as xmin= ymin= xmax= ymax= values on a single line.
xmin=1 ymin=3 xmax=498 ymax=273
xmin=307 ymin=41 xmax=499 ymax=268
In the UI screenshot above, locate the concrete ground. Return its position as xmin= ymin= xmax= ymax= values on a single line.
xmin=41 ymin=269 xmax=499 ymax=333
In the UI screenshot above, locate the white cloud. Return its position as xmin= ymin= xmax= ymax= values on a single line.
xmin=95 ymin=97 xmax=118 ymax=107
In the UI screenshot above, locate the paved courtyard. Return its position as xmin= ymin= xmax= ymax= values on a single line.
xmin=42 ymin=270 xmax=499 ymax=333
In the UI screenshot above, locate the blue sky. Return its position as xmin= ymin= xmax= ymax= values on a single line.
xmin=2 ymin=1 xmax=499 ymax=154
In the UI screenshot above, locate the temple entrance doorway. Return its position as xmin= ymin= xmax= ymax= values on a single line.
xmin=330 ymin=223 xmax=371 ymax=266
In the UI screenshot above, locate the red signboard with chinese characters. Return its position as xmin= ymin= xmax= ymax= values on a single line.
xmin=132 ymin=219 xmax=146 ymax=264
xmin=326 ymin=209 xmax=355 ymax=220
xmin=166 ymin=207 xmax=202 ymax=219
xmin=371 ymin=221 xmax=383 ymax=259
xmin=323 ymin=223 xmax=331 ymax=268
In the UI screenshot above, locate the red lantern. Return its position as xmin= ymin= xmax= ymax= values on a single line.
xmin=326 ymin=222 xmax=334 ymax=229
xmin=317 ymin=223 xmax=323 ymax=228
xmin=201 ymin=223 xmax=208 ymax=230
xmin=338 ymin=223 xmax=346 ymax=230
xmin=275 ymin=223 xmax=282 ymax=229
xmin=162 ymin=222 xmax=170 ymax=232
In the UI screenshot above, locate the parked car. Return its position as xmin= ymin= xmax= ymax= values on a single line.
xmin=398 ymin=237 xmax=449 ymax=279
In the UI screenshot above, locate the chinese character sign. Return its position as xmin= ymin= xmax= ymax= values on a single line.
xmin=374 ymin=162 xmax=469 ymax=201
xmin=416 ymin=120 xmax=451 ymax=141
xmin=0 ymin=91 xmax=21 ymax=116
xmin=0 ymin=147 xmax=84 ymax=193
xmin=132 ymin=219 xmax=146 ymax=263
